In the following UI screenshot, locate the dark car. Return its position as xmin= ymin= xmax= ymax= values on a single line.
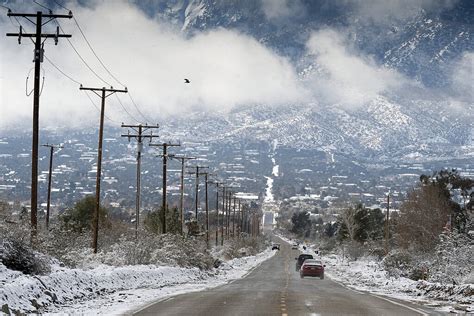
xmin=300 ymin=259 xmax=325 ymax=279
xmin=271 ymin=243 xmax=280 ymax=250
xmin=295 ymin=254 xmax=313 ymax=271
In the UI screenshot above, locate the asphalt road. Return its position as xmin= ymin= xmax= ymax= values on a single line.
xmin=133 ymin=240 xmax=442 ymax=316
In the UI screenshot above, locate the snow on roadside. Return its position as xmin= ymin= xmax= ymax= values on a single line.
xmin=0 ymin=248 xmax=275 ymax=315
xmin=322 ymin=254 xmax=474 ymax=313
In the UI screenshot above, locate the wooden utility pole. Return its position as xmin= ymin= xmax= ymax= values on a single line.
xmin=6 ymin=9 xmax=72 ymax=241
xmin=169 ymin=155 xmax=195 ymax=235
xmin=79 ymin=85 xmax=127 ymax=253
xmin=385 ymin=191 xmax=390 ymax=255
xmin=121 ymin=124 xmax=159 ymax=238
xmin=187 ymin=166 xmax=208 ymax=221
xmin=208 ymin=181 xmax=221 ymax=246
xmin=204 ymin=173 xmax=209 ymax=246
xmin=227 ymin=190 xmax=233 ymax=237
xmin=150 ymin=142 xmax=180 ymax=234
xmin=221 ymin=186 xmax=226 ymax=245
xmin=41 ymin=143 xmax=63 ymax=230
xmin=232 ymin=196 xmax=237 ymax=238
xmin=237 ymin=199 xmax=241 ymax=239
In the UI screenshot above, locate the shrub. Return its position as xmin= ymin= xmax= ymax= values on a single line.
xmin=0 ymin=239 xmax=50 ymax=275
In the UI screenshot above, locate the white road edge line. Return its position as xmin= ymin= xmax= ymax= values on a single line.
xmin=330 ymin=278 xmax=429 ymax=316
xmin=368 ymin=293 xmax=429 ymax=316
xmin=329 ymin=277 xmax=428 ymax=316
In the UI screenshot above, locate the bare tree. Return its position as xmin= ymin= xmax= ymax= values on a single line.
xmin=397 ymin=184 xmax=452 ymax=252
xmin=341 ymin=206 xmax=359 ymax=242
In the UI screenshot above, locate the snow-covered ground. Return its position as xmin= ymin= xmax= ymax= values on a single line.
xmin=0 ymin=248 xmax=276 ymax=315
xmin=263 ymin=176 xmax=274 ymax=203
xmin=323 ymin=255 xmax=473 ymax=313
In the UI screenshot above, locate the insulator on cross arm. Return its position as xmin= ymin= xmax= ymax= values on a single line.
xmin=18 ymin=25 xmax=22 ymax=44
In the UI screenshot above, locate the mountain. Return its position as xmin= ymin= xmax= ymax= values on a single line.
xmin=148 ymin=0 xmax=473 ymax=87
xmin=135 ymin=0 xmax=473 ymax=161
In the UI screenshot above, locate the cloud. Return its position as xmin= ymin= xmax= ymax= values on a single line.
xmin=260 ymin=0 xmax=303 ymax=20
xmin=304 ymin=29 xmax=409 ymax=109
xmin=450 ymin=52 xmax=474 ymax=103
xmin=0 ymin=0 xmax=307 ymax=129
xmin=344 ymin=0 xmax=459 ymax=23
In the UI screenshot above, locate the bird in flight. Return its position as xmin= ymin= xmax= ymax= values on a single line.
xmin=184 ymin=78 xmax=190 ymax=83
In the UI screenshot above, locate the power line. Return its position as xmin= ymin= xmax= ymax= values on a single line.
xmin=114 ymin=94 xmax=141 ymax=124
xmin=44 ymin=55 xmax=82 ymax=85
xmin=70 ymin=16 xmax=151 ymax=123
xmin=52 ymin=0 xmax=70 ymax=12
xmin=48 ymin=5 xmax=151 ymax=124
xmin=72 ymin=16 xmax=126 ymax=88
xmin=128 ymin=93 xmax=150 ymax=123
xmin=0 ymin=4 xmax=11 ymax=11
xmin=56 ymin=20 xmax=112 ymax=86
xmin=33 ymin=0 xmax=52 ymax=13
xmin=84 ymin=91 xmax=120 ymax=124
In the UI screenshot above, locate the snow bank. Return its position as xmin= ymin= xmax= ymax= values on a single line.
xmin=416 ymin=281 xmax=474 ymax=306
xmin=323 ymin=254 xmax=474 ymax=313
xmin=0 ymin=248 xmax=275 ymax=315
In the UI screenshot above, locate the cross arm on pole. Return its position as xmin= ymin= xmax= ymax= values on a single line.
xmin=41 ymin=143 xmax=64 ymax=149
xmin=6 ymin=32 xmax=71 ymax=38
xmin=80 ymin=85 xmax=128 ymax=93
xmin=121 ymin=123 xmax=160 ymax=129
xmin=149 ymin=142 xmax=180 ymax=148
xmin=8 ymin=12 xmax=73 ymax=19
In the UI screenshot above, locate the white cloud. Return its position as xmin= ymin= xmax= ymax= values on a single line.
xmin=260 ymin=0 xmax=303 ymax=20
xmin=0 ymin=0 xmax=307 ymax=129
xmin=305 ymin=29 xmax=409 ymax=109
xmin=345 ymin=0 xmax=459 ymax=23
xmin=451 ymin=52 xmax=474 ymax=103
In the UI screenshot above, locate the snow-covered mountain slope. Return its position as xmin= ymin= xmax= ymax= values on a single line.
xmin=164 ymin=87 xmax=472 ymax=159
xmin=136 ymin=1 xmax=473 ymax=160
xmin=149 ymin=0 xmax=473 ymax=87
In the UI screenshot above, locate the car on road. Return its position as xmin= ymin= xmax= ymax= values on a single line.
xmin=300 ymin=259 xmax=325 ymax=279
xmin=291 ymin=243 xmax=299 ymax=250
xmin=271 ymin=243 xmax=280 ymax=250
xmin=295 ymin=254 xmax=313 ymax=271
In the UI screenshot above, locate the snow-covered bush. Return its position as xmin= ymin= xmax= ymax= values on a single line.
xmin=430 ymin=228 xmax=473 ymax=284
xmin=382 ymin=249 xmax=434 ymax=281
xmin=0 ymin=238 xmax=50 ymax=275
xmin=220 ymin=234 xmax=269 ymax=260
xmin=56 ymin=232 xmax=215 ymax=270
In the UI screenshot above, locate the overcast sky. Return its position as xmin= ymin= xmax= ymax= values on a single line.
xmin=0 ymin=0 xmax=470 ymax=130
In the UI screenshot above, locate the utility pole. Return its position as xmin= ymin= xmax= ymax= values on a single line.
xmin=227 ymin=190 xmax=233 ymax=238
xmin=208 ymin=181 xmax=221 ymax=246
xmin=79 ymin=85 xmax=127 ymax=253
xmin=121 ymin=124 xmax=159 ymax=238
xmin=204 ymin=173 xmax=209 ymax=247
xmin=187 ymin=166 xmax=208 ymax=221
xmin=385 ymin=191 xmax=390 ymax=255
xmin=150 ymin=142 xmax=180 ymax=234
xmin=237 ymin=199 xmax=241 ymax=239
xmin=6 ymin=9 xmax=72 ymax=242
xmin=169 ymin=155 xmax=195 ymax=235
xmin=232 ymin=196 xmax=237 ymax=238
xmin=221 ymin=186 xmax=226 ymax=245
xmin=41 ymin=143 xmax=63 ymax=230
